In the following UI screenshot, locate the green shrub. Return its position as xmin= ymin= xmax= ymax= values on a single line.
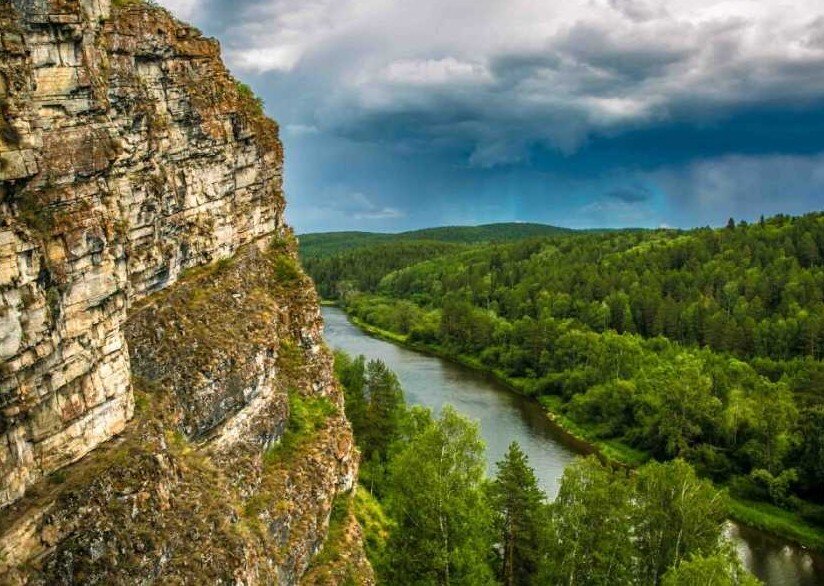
xmin=49 ymin=470 xmax=67 ymax=485
xmin=272 ymin=255 xmax=301 ymax=285
xmin=264 ymin=391 xmax=337 ymax=464
xmin=17 ymin=193 xmax=56 ymax=236
xmin=235 ymin=82 xmax=264 ymax=115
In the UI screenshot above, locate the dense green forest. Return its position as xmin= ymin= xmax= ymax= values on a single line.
xmin=304 ymin=241 xmax=467 ymax=299
xmin=300 ymin=222 xmax=573 ymax=259
xmin=336 ymin=352 xmax=759 ymax=585
xmin=301 ymin=223 xmax=578 ymax=298
xmin=304 ymin=212 xmax=824 ymax=544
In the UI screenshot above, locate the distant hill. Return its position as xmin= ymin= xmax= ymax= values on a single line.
xmin=299 ymin=222 xmax=573 ymax=258
xmin=297 ymin=232 xmax=397 ymax=259
xmin=298 ymin=222 xmax=578 ymax=298
xmin=401 ymin=222 xmax=574 ymax=242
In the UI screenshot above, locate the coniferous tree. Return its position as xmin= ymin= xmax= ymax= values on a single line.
xmin=363 ymin=359 xmax=405 ymax=462
xmin=490 ymin=442 xmax=546 ymax=586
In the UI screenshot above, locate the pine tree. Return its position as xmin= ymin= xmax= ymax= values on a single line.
xmin=490 ymin=442 xmax=546 ymax=586
xmin=363 ymin=359 xmax=405 ymax=462
xmin=334 ymin=351 xmax=368 ymax=446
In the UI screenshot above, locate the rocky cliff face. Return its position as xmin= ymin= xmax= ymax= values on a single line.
xmin=0 ymin=0 xmax=371 ymax=583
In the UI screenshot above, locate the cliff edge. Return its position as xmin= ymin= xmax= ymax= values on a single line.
xmin=0 ymin=0 xmax=371 ymax=582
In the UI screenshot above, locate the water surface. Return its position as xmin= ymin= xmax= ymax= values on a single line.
xmin=322 ymin=306 xmax=824 ymax=585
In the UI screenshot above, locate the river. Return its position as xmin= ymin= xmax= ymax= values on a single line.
xmin=322 ymin=307 xmax=824 ymax=586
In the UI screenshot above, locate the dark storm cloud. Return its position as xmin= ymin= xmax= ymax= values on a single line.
xmin=159 ymin=0 xmax=824 ymax=231
xmin=555 ymin=22 xmax=691 ymax=82
xmin=606 ymin=185 xmax=652 ymax=203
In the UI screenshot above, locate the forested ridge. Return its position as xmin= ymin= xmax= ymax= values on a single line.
xmin=301 ymin=223 xmax=578 ymax=298
xmin=304 ymin=241 xmax=467 ymax=299
xmin=303 ymin=212 xmax=824 ymax=547
xmin=299 ymin=222 xmax=573 ymax=258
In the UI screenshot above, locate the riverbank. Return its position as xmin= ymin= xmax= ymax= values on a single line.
xmin=333 ymin=304 xmax=824 ymax=553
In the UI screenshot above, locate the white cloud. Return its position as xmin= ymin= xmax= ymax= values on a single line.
xmin=232 ymin=46 xmax=303 ymax=72
xmin=583 ymin=96 xmax=659 ymax=123
xmin=383 ymin=58 xmax=492 ymax=86
xmin=158 ymin=0 xmax=200 ymax=20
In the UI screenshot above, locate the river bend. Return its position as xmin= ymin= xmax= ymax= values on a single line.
xmin=322 ymin=306 xmax=823 ymax=586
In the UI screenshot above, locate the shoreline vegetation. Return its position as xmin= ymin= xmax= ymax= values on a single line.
xmin=327 ymin=301 xmax=824 ymax=553
xmin=335 ymin=346 xmax=759 ymax=584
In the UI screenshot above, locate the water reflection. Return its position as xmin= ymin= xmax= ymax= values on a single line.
xmin=727 ymin=523 xmax=824 ymax=586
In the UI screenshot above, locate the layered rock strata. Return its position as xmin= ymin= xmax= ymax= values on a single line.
xmin=1 ymin=0 xmax=284 ymax=508
xmin=0 ymin=0 xmax=371 ymax=582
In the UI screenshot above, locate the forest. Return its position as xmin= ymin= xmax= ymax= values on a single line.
xmin=301 ymin=223 xmax=574 ymax=298
xmin=302 ymin=213 xmax=824 ymax=546
xmin=301 ymin=222 xmax=572 ymax=259
xmin=336 ymin=351 xmax=759 ymax=585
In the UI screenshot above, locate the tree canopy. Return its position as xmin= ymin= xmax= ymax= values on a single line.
xmin=315 ymin=213 xmax=824 ymax=525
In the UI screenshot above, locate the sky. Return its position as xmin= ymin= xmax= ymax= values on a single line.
xmin=158 ymin=0 xmax=824 ymax=233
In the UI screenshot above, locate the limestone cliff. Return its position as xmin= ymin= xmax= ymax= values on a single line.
xmin=0 ymin=0 xmax=371 ymax=583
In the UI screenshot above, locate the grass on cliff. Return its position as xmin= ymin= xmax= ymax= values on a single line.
xmin=303 ymin=489 xmax=378 ymax=586
xmin=262 ymin=391 xmax=337 ymax=467
xmin=16 ymin=193 xmax=56 ymax=235
xmin=235 ymin=81 xmax=265 ymax=116
xmin=307 ymin=492 xmax=350 ymax=568
xmin=353 ymin=487 xmax=391 ymax=568
xmin=1 ymin=235 xmax=346 ymax=579
xmin=1 ymin=380 xmax=257 ymax=579
xmin=242 ymin=385 xmax=338 ymax=528
xmin=266 ymin=235 xmax=304 ymax=289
